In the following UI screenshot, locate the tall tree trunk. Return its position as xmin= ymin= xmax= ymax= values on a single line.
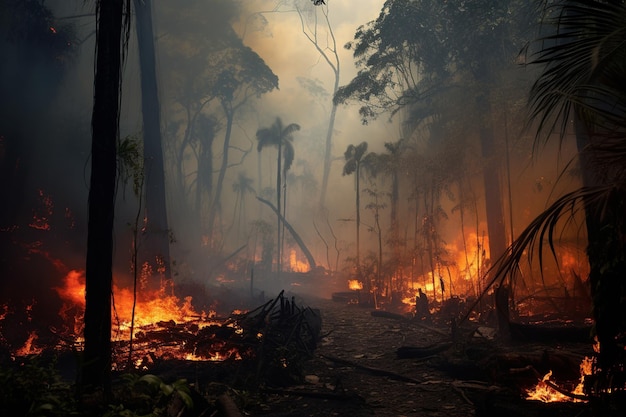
xmin=134 ymin=0 xmax=170 ymax=280
xmin=276 ymin=139 xmax=282 ymax=279
xmin=320 ymin=95 xmax=338 ymax=208
xmin=355 ymin=163 xmax=362 ymax=285
xmin=575 ymin=117 xmax=626 ymax=395
xmin=82 ymin=0 xmax=124 ymax=396
xmin=207 ymin=105 xmax=234 ymax=246
xmin=477 ymin=93 xmax=507 ymax=264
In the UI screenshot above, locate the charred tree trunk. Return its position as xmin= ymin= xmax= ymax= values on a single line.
xmin=134 ymin=0 xmax=171 ymax=278
xmin=477 ymin=93 xmax=507 ymax=264
xmin=575 ymin=117 xmax=626 ymax=396
xmin=207 ymin=104 xmax=234 ymax=245
xmin=82 ymin=0 xmax=124 ymax=396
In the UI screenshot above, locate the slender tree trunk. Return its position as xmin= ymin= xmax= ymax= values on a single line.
xmin=320 ymin=96 xmax=338 ymax=208
xmin=82 ymin=0 xmax=124 ymax=397
xmin=356 ymin=164 xmax=361 ymax=285
xmin=477 ymin=93 xmax=507 ymax=263
xmin=134 ymin=0 xmax=171 ymax=279
xmin=207 ymin=105 xmax=234 ymax=243
xmin=276 ymin=140 xmax=282 ymax=279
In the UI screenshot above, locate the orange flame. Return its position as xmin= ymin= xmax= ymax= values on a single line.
xmin=348 ymin=280 xmax=363 ymax=290
xmin=289 ymin=250 xmax=310 ymax=273
xmin=526 ymin=356 xmax=593 ymax=402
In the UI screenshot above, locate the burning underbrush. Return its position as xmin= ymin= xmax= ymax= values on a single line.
xmin=1 ymin=264 xmax=322 ymax=389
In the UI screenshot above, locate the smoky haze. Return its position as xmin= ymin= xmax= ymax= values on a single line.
xmin=1 ymin=0 xmax=587 ymax=310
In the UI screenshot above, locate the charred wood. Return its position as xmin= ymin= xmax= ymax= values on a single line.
xmin=396 ymin=342 xmax=453 ymax=359
xmin=320 ymin=354 xmax=422 ymax=384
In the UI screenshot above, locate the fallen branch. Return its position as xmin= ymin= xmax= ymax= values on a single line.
xmin=544 ymin=380 xmax=589 ymax=402
xmin=261 ymin=387 xmax=356 ymax=401
xmin=370 ymin=310 xmax=407 ymax=321
xmin=320 ymin=354 xmax=422 ymax=384
xmin=396 ymin=342 xmax=453 ymax=359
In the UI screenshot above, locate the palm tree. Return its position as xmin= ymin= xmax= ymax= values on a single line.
xmin=496 ymin=0 xmax=626 ymax=400
xmin=256 ymin=117 xmax=300 ymax=278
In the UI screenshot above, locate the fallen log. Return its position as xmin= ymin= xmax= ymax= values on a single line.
xmin=320 ymin=354 xmax=422 ymax=384
xmin=396 ymin=342 xmax=453 ymax=359
xmin=370 ymin=310 xmax=407 ymax=320
xmin=261 ymin=387 xmax=356 ymax=401
xmin=509 ymin=322 xmax=592 ymax=344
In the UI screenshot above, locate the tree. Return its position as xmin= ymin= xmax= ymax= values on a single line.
xmin=256 ymin=117 xmax=301 ymax=277
xmin=0 ymin=0 xmax=76 ymax=231
xmin=230 ymin=171 xmax=255 ymax=244
xmin=82 ymin=0 xmax=130 ymax=396
xmin=158 ymin=1 xmax=277 ymax=252
xmin=342 ymin=141 xmax=371 ymax=285
xmin=133 ymin=0 xmax=171 ymax=280
xmin=335 ymin=0 xmax=535 ymax=294
xmin=497 ymin=0 xmax=626 ymax=401
xmin=244 ymin=0 xmax=339 ymax=208
xmin=293 ymin=0 xmax=341 ymax=208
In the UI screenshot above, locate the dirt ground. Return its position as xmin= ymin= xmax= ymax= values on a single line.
xmin=238 ymin=295 xmax=495 ymax=417
xmin=230 ymin=293 xmax=596 ymax=417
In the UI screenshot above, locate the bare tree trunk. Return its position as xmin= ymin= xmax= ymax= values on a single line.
xmin=82 ymin=0 xmax=124 ymax=397
xmin=134 ymin=0 xmax=171 ymax=279
xmin=207 ymin=106 xmax=234 ymax=244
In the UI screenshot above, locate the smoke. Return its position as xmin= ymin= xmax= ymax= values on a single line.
xmin=0 ymin=0 xmax=588 ymax=308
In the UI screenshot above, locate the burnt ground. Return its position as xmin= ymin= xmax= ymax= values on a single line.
xmin=1 ymin=289 xmax=598 ymax=417
xmin=245 ymin=296 xmax=476 ymax=417
xmin=228 ymin=295 xmax=595 ymax=417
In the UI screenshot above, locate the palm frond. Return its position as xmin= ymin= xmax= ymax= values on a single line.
xmin=489 ymin=185 xmax=616 ymax=290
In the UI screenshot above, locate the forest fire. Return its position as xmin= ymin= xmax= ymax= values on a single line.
xmin=0 ymin=268 xmax=256 ymax=366
xmin=348 ymin=279 xmax=363 ymax=290
xmin=526 ymin=356 xmax=593 ymax=403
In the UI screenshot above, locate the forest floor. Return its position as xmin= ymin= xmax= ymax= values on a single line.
xmin=223 ymin=294 xmax=594 ymax=417
xmin=242 ymin=295 xmax=476 ymax=417
xmin=2 ymin=287 xmax=598 ymax=417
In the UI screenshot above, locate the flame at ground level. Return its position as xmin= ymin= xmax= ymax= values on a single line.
xmin=526 ymin=356 xmax=593 ymax=402
xmin=53 ymin=270 xmax=219 ymax=340
xmin=9 ymin=269 xmax=254 ymax=364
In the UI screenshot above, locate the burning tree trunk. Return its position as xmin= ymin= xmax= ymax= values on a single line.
xmin=83 ymin=0 xmax=127 ymax=396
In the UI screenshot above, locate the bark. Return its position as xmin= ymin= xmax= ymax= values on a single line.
xmin=207 ymin=105 xmax=234 ymax=242
xmin=477 ymin=93 xmax=507 ymax=264
xmin=134 ymin=0 xmax=171 ymax=277
xmin=575 ymin=117 xmax=626 ymax=394
xmin=82 ymin=0 xmax=124 ymax=395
